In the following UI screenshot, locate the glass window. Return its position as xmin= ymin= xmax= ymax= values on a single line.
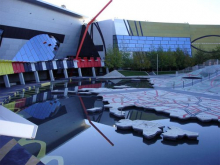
xmin=142 ymin=48 xmax=150 ymax=51
xmin=134 ymin=48 xmax=142 ymax=51
xmin=122 ymin=40 xmax=129 ymax=44
xmin=126 ymin=48 xmax=133 ymax=51
xmin=162 ymin=37 xmax=170 ymax=41
xmin=174 ymin=45 xmax=179 ymax=48
xmin=16 ymin=53 xmax=22 ymax=61
xmin=130 ymin=40 xmax=137 ymax=43
xmin=184 ymin=44 xmax=191 ymax=48
xmin=178 ymin=38 xmax=186 ymax=41
xmin=127 ymin=44 xmax=136 ymax=48
xmin=118 ymin=44 xmax=128 ymax=48
xmin=154 ymin=37 xmax=162 ymax=40
xmin=168 ymin=45 xmax=175 ymax=48
xmin=127 ymin=48 xmax=142 ymax=51
xmin=138 ymin=40 xmax=145 ymax=44
xmin=138 ymin=36 xmax=146 ymax=40
xmin=184 ymin=41 xmax=191 ymax=45
xmin=124 ymin=36 xmax=131 ymax=39
xmin=116 ymin=35 xmax=124 ymax=39
xmin=169 ymin=41 xmax=176 ymax=44
xmin=13 ymin=34 xmax=60 ymax=62
xmin=146 ymin=37 xmax=154 ymax=40
xmin=145 ymin=41 xmax=153 ymax=44
xmin=22 ymin=55 xmax=29 ymax=62
xmin=136 ymin=44 xmax=144 ymax=48
xmin=131 ymin=36 xmax=139 ymax=40
xmin=143 ymin=44 xmax=150 ymax=48
xmin=153 ymin=41 xmax=160 ymax=44
xmin=161 ymin=45 xmax=167 ymax=49
xmin=177 ymin=41 xmax=184 ymax=44
xmin=161 ymin=41 xmax=168 ymax=44
xmin=153 ymin=45 xmax=159 ymax=48
xmin=117 ymin=40 xmax=123 ymax=44
xmin=170 ymin=38 xmax=178 ymax=41
xmin=28 ymin=56 xmax=35 ymax=62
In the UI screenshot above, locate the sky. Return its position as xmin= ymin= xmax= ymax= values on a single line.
xmin=43 ymin=0 xmax=220 ymax=25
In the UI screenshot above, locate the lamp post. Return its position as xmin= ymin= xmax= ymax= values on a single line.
xmin=157 ymin=54 xmax=158 ymax=75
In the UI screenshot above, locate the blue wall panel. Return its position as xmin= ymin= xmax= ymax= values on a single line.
xmin=114 ymin=35 xmax=192 ymax=56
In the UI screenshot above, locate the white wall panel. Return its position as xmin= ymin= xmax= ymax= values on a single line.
xmin=0 ymin=0 xmax=83 ymax=60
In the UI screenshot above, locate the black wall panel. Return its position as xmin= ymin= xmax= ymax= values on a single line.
xmin=0 ymin=25 xmax=65 ymax=43
xmin=76 ymin=25 xmax=100 ymax=58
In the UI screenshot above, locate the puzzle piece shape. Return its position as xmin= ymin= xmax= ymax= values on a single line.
xmin=87 ymin=107 xmax=102 ymax=113
xmin=113 ymin=85 xmax=130 ymax=89
xmin=82 ymin=88 xmax=220 ymax=123
xmin=162 ymin=126 xmax=199 ymax=140
xmin=116 ymin=119 xmax=165 ymax=139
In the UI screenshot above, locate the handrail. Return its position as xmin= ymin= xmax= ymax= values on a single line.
xmin=75 ymin=0 xmax=113 ymax=60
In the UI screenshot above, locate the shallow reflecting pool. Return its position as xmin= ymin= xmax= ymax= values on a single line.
xmin=3 ymin=80 xmax=220 ymax=165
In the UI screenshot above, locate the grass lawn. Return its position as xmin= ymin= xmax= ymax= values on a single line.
xmin=118 ymin=70 xmax=176 ymax=76
xmin=118 ymin=70 xmax=148 ymax=76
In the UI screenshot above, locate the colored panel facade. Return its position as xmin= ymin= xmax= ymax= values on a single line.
xmin=12 ymin=62 xmax=25 ymax=73
xmin=13 ymin=34 xmax=59 ymax=62
xmin=0 ymin=60 xmax=14 ymax=75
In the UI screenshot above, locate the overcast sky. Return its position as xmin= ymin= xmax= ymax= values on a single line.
xmin=43 ymin=0 xmax=220 ymax=25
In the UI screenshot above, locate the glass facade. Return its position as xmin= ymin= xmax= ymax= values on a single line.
xmin=113 ymin=35 xmax=192 ymax=56
xmin=13 ymin=34 xmax=60 ymax=62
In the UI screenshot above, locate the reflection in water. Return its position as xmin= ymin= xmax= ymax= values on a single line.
xmin=105 ymin=79 xmax=153 ymax=89
xmin=16 ymin=97 xmax=90 ymax=157
xmin=127 ymin=109 xmax=168 ymax=121
xmin=3 ymin=80 xmax=220 ymax=165
xmin=161 ymin=138 xmax=199 ymax=146
xmin=21 ymin=100 xmax=61 ymax=120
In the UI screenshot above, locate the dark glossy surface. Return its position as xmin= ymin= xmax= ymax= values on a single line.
xmin=3 ymin=80 xmax=220 ymax=165
xmin=45 ymin=119 xmax=220 ymax=165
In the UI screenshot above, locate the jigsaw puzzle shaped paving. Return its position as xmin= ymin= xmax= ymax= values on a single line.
xmin=95 ymin=89 xmax=220 ymax=123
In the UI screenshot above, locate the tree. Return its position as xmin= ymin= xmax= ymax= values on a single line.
xmin=148 ymin=49 xmax=157 ymax=71
xmin=174 ymin=48 xmax=185 ymax=70
xmin=166 ymin=49 xmax=176 ymax=70
xmin=211 ymin=46 xmax=220 ymax=60
xmin=122 ymin=52 xmax=133 ymax=69
xmin=133 ymin=52 xmax=151 ymax=70
xmin=193 ymin=45 xmax=211 ymax=64
xmin=105 ymin=47 xmax=123 ymax=69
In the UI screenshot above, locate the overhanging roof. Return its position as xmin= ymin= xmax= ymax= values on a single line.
xmin=20 ymin=0 xmax=88 ymax=19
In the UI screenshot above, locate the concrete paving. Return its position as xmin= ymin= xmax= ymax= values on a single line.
xmin=81 ymin=86 xmax=220 ymax=123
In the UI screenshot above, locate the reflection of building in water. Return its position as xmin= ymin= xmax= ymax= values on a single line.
xmin=127 ymin=110 xmax=168 ymax=121
xmin=18 ymin=97 xmax=90 ymax=156
xmin=22 ymin=100 xmax=61 ymax=120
